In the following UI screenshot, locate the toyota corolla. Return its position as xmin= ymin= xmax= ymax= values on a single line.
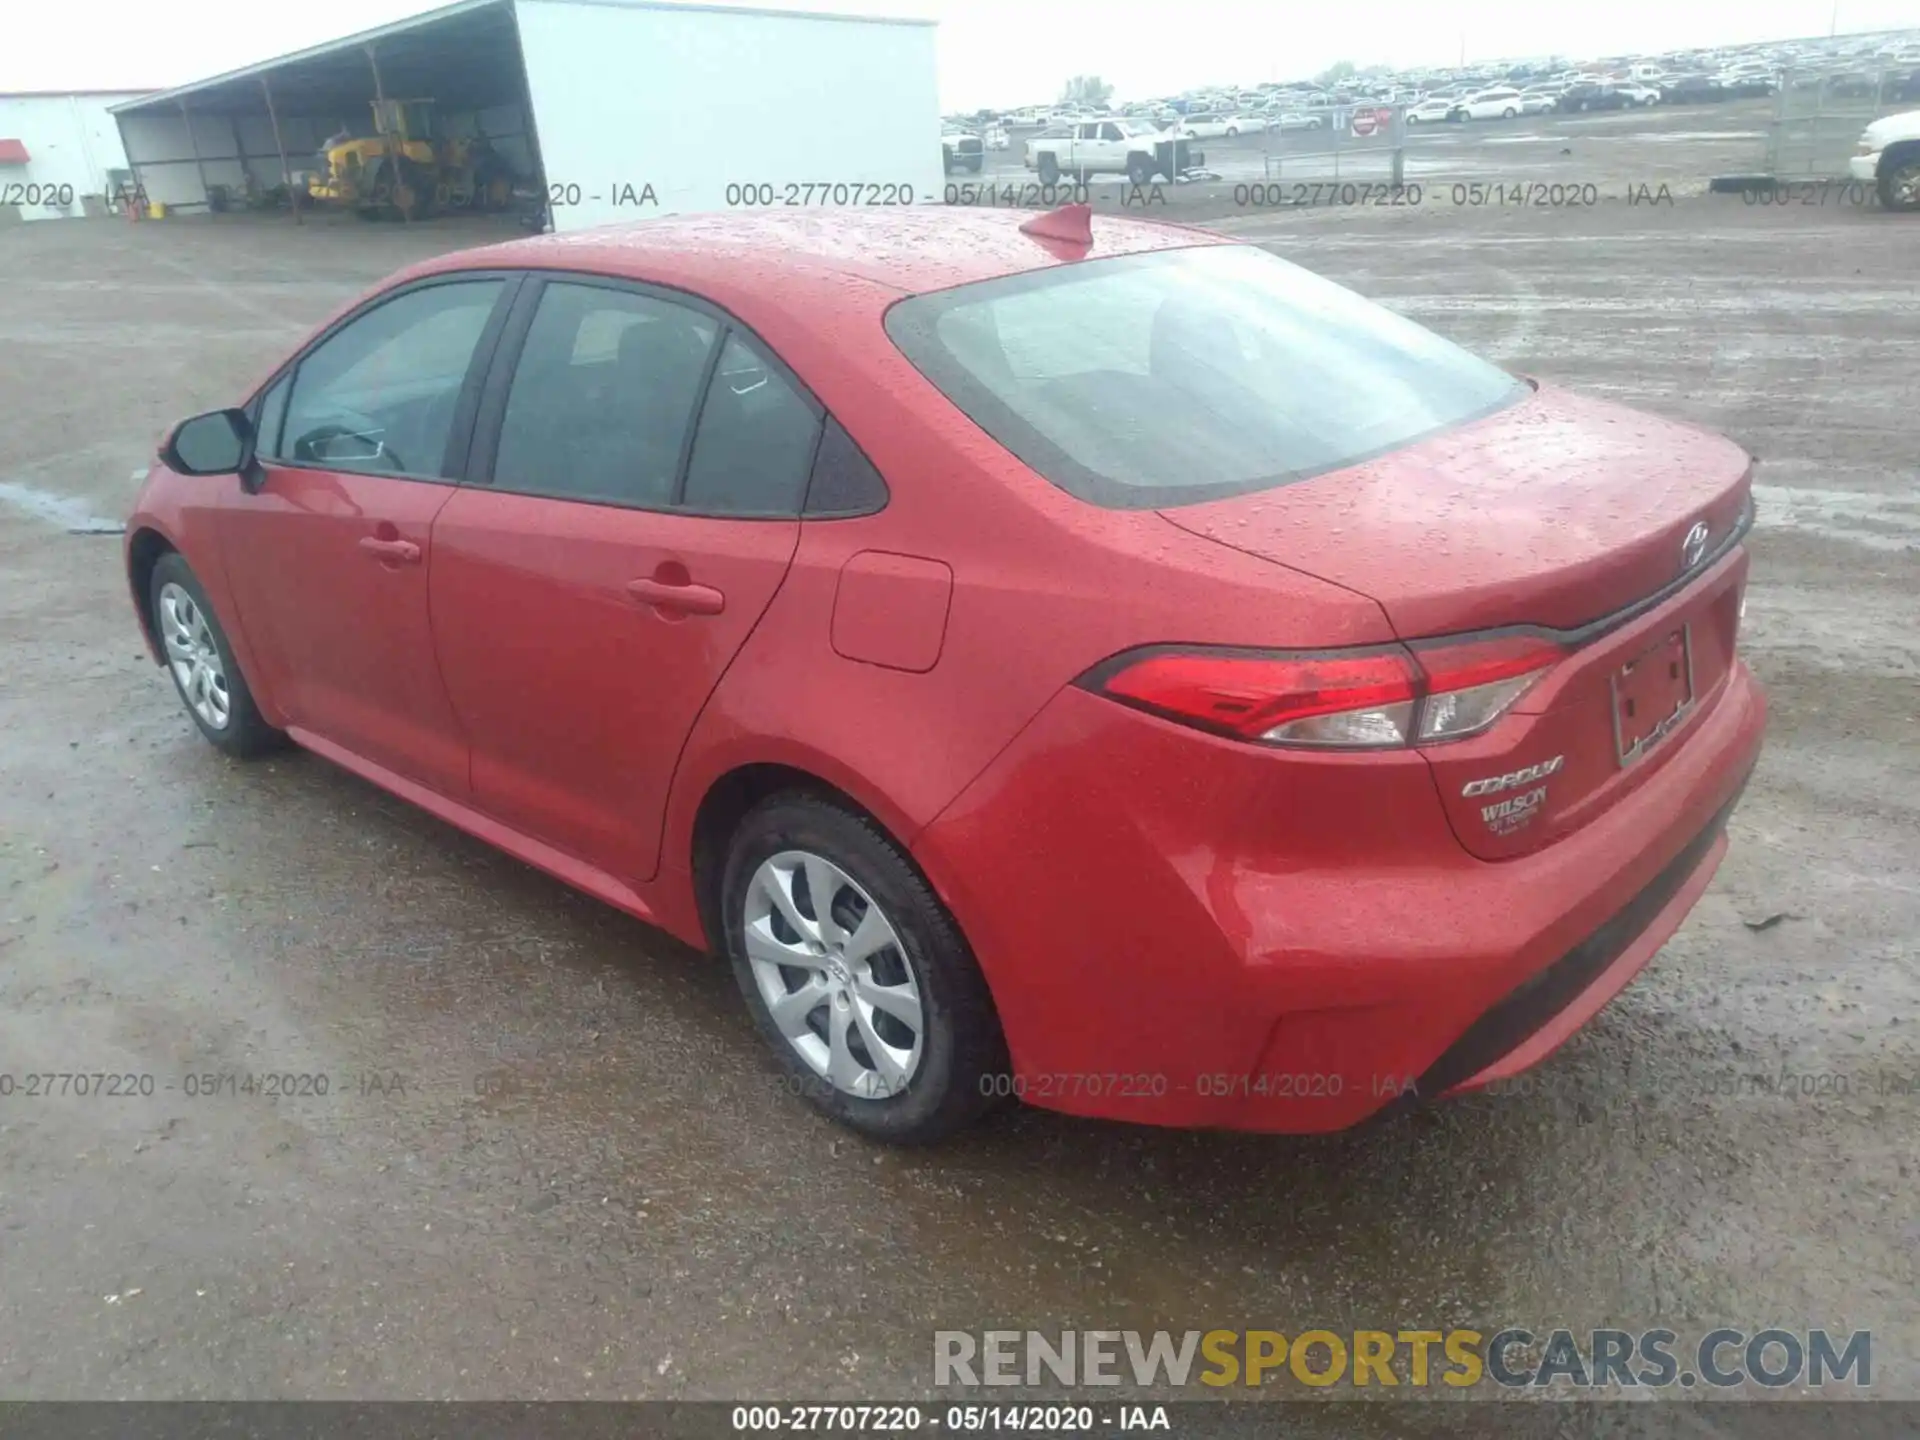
xmin=125 ymin=204 xmax=1765 ymax=1143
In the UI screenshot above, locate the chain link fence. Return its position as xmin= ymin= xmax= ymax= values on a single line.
xmin=1260 ymin=105 xmax=1408 ymax=185
xmin=1766 ymin=64 xmax=1920 ymax=178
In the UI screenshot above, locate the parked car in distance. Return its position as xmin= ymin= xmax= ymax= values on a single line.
xmin=1559 ymin=82 xmax=1633 ymax=112
xmin=126 ymin=206 xmax=1767 ymax=1144
xmin=1851 ymin=107 xmax=1920 ymax=210
xmin=1171 ymin=111 xmax=1247 ymax=139
xmin=1614 ymin=82 xmax=1662 ymax=106
xmin=1661 ymin=73 xmax=1727 ymax=104
xmin=1406 ymin=96 xmax=1463 ymax=123
xmin=1518 ymin=88 xmax=1560 ymax=114
xmin=1263 ymin=110 xmax=1326 ymax=132
xmin=1457 ymin=87 xmax=1525 ymax=120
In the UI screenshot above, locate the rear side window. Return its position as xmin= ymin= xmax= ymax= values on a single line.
xmin=492 ymin=282 xmax=718 ymax=507
xmin=884 ymin=245 xmax=1525 ymax=509
xmin=680 ymin=335 xmax=822 ymax=515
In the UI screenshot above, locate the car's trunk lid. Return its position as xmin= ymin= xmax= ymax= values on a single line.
xmin=1158 ymin=383 xmax=1751 ymax=636
xmin=1159 ymin=383 xmax=1755 ymax=859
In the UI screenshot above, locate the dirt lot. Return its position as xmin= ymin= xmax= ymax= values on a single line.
xmin=0 ymin=113 xmax=1916 ymax=1414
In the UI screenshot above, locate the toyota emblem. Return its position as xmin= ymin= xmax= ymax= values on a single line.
xmin=1681 ymin=520 xmax=1710 ymax=571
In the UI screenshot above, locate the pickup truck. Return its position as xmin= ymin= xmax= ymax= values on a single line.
xmin=1851 ymin=109 xmax=1920 ymax=211
xmin=941 ymin=129 xmax=986 ymax=175
xmin=1024 ymin=119 xmax=1201 ymax=186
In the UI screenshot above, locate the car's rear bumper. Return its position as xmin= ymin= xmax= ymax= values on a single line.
xmin=1849 ymin=153 xmax=1880 ymax=183
xmin=914 ymin=655 xmax=1765 ymax=1133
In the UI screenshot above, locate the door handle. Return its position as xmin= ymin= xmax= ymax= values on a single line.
xmin=359 ymin=536 xmax=421 ymax=565
xmin=627 ymin=577 xmax=725 ymax=616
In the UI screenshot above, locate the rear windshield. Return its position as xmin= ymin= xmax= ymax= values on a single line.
xmin=884 ymin=244 xmax=1527 ymax=509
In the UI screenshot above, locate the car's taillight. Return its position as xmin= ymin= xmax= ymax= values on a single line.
xmin=1409 ymin=633 xmax=1565 ymax=741
xmin=1084 ymin=634 xmax=1563 ymax=750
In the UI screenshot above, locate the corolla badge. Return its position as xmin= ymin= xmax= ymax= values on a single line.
xmin=1682 ymin=520 xmax=1711 ymax=571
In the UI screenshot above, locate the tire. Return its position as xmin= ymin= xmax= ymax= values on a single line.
xmin=1502 ymin=107 xmax=1517 ymax=119
xmin=965 ymin=156 xmax=983 ymax=173
xmin=1878 ymin=151 xmax=1920 ymax=212
xmin=721 ymin=792 xmax=1006 ymax=1145
xmin=1126 ymin=153 xmax=1152 ymax=185
xmin=1225 ymin=126 xmax=1239 ymax=137
xmin=148 ymin=552 xmax=285 ymax=759
xmin=1037 ymin=153 xmax=1060 ymax=185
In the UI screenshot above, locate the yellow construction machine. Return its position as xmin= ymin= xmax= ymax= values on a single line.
xmin=307 ymin=99 xmax=514 ymax=220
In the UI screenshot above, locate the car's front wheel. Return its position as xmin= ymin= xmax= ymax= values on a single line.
xmin=148 ymin=552 xmax=284 ymax=758
xmin=1878 ymin=149 xmax=1920 ymax=211
xmin=721 ymin=793 xmax=1006 ymax=1144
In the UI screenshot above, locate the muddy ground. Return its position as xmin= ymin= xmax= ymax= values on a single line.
xmin=0 ymin=114 xmax=1916 ymax=1418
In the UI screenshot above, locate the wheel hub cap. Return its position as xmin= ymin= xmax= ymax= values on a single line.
xmin=743 ymin=850 xmax=923 ymax=1099
xmin=157 ymin=581 xmax=231 ymax=731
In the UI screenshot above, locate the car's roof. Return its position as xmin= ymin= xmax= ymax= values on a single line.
xmin=410 ymin=207 xmax=1222 ymax=311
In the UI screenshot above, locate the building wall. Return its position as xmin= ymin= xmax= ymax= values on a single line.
xmin=0 ymin=93 xmax=147 ymax=219
xmin=513 ymin=0 xmax=943 ymax=231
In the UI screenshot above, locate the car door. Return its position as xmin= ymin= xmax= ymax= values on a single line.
xmin=216 ymin=274 xmax=515 ymax=794
xmin=427 ymin=276 xmax=820 ymax=882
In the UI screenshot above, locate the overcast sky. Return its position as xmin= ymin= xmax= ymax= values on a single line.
xmin=6 ymin=0 xmax=1916 ymax=109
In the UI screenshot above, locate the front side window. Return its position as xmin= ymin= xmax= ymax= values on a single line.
xmin=275 ymin=279 xmax=503 ymax=478
xmin=492 ymin=282 xmax=718 ymax=508
xmin=885 ymin=244 xmax=1525 ymax=510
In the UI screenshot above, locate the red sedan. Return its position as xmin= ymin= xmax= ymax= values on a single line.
xmin=126 ymin=205 xmax=1765 ymax=1143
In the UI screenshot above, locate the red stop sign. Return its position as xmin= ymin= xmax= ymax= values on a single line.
xmin=1351 ymin=110 xmax=1379 ymax=137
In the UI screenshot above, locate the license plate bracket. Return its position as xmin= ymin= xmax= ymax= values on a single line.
xmin=1611 ymin=625 xmax=1694 ymax=768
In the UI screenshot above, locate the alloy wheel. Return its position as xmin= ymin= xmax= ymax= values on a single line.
xmin=743 ymin=850 xmax=923 ymax=1099
xmin=158 ymin=581 xmax=231 ymax=730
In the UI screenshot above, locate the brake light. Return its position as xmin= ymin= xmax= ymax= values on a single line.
xmin=1086 ymin=633 xmax=1564 ymax=750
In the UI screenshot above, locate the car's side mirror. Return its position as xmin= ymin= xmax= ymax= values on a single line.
xmin=162 ymin=408 xmax=255 ymax=479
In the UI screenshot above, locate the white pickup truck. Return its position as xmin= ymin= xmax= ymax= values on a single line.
xmin=1024 ymin=119 xmax=1202 ymax=186
xmin=1850 ymin=109 xmax=1920 ymax=211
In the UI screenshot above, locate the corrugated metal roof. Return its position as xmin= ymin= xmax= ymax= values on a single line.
xmin=109 ymin=0 xmax=931 ymax=117
xmin=109 ymin=0 xmax=511 ymax=115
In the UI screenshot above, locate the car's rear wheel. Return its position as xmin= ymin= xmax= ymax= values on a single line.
xmin=1878 ymin=150 xmax=1920 ymax=212
xmin=1126 ymin=153 xmax=1152 ymax=185
xmin=148 ymin=553 xmax=284 ymax=758
xmin=721 ymin=793 xmax=1005 ymax=1145
xmin=1502 ymin=107 xmax=1517 ymax=119
xmin=1037 ymin=153 xmax=1060 ymax=185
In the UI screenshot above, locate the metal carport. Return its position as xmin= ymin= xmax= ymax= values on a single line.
xmin=109 ymin=0 xmax=942 ymax=233
xmin=110 ymin=0 xmax=533 ymax=220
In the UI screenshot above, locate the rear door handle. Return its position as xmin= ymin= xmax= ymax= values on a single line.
xmin=627 ymin=577 xmax=725 ymax=616
xmin=358 ymin=536 xmax=421 ymax=565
